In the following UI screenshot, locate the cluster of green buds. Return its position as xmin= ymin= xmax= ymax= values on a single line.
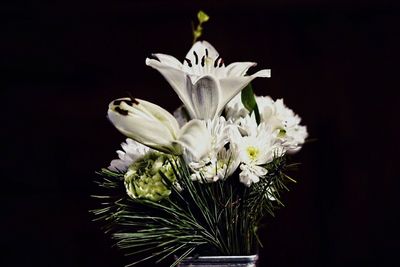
xmin=124 ymin=152 xmax=177 ymax=202
xmin=192 ymin=10 xmax=210 ymax=43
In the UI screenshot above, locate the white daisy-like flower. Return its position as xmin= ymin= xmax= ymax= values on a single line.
xmin=108 ymin=138 xmax=151 ymax=173
xmin=188 ymin=117 xmax=240 ymax=183
xmin=283 ymin=124 xmax=308 ymax=153
xmin=237 ymin=122 xmax=278 ymax=165
xmin=190 ymin=147 xmax=240 ymax=183
xmin=239 ymin=164 xmax=267 ymax=186
xmin=259 ymin=99 xmax=308 ymax=153
xmin=233 ymin=116 xmax=282 ymax=187
xmin=226 ymin=95 xmax=308 ymax=153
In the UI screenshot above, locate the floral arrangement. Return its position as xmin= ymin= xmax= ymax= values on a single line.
xmin=92 ymin=11 xmax=307 ymax=267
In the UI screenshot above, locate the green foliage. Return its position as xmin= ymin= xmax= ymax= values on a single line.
xmin=241 ymin=84 xmax=261 ymax=124
xmin=91 ymin=154 xmax=296 ymax=266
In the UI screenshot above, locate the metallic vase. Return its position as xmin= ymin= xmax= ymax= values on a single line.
xmin=177 ymin=255 xmax=258 ymax=267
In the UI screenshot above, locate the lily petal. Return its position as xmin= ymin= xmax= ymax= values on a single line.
xmin=217 ymin=69 xmax=271 ymax=115
xmin=107 ymin=98 xmax=181 ymax=154
xmin=185 ymin=41 xmax=219 ymax=66
xmin=225 ymin=62 xmax=257 ymax=77
xmin=176 ymin=120 xmax=211 ymax=162
xmin=135 ymin=98 xmax=180 ymax=138
xmin=151 ymin=53 xmax=183 ymax=69
xmin=145 ymin=58 xmax=197 ymax=118
xmin=187 ymin=75 xmax=219 ymax=120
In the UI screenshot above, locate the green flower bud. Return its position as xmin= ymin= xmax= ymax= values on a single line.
xmin=124 ymin=152 xmax=177 ymax=202
xmin=192 ymin=10 xmax=210 ymax=43
xmin=197 ymin=10 xmax=210 ymax=24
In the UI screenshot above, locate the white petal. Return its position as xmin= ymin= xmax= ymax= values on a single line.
xmin=224 ymin=62 xmax=257 ymax=77
xmin=217 ymin=69 xmax=271 ymax=115
xmin=107 ymin=99 xmax=181 ymax=154
xmin=186 ymin=75 xmax=219 ymax=120
xmin=145 ymin=58 xmax=196 ymax=117
xmin=136 ymin=99 xmax=180 ymax=138
xmin=151 ymin=53 xmax=183 ymax=69
xmin=108 ymin=159 xmax=129 ymax=172
xmin=252 ymin=69 xmax=271 ymax=78
xmin=185 ymin=41 xmax=219 ymax=64
xmin=266 ymin=187 xmax=276 ymax=201
xmin=239 ymin=165 xmax=259 ymax=187
xmin=108 ymin=110 xmax=174 ymax=153
xmin=221 ymin=147 xmax=241 ymax=178
xmin=173 ymin=105 xmax=190 ymax=127
xmin=176 ymin=120 xmax=211 ymax=162
xmin=110 ymin=98 xmax=180 ymax=137
xmin=251 ymin=165 xmax=268 ymax=176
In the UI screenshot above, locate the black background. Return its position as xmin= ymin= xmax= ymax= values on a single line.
xmin=2 ymin=1 xmax=400 ymax=266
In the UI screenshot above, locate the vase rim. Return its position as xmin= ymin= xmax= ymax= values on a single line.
xmin=178 ymin=254 xmax=258 ymax=263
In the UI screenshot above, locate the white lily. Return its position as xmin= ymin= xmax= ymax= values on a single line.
xmin=146 ymin=41 xmax=271 ymax=120
xmin=107 ymin=98 xmax=211 ymax=159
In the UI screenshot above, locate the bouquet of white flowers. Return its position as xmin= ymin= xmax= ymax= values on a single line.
xmin=92 ymin=12 xmax=307 ymax=267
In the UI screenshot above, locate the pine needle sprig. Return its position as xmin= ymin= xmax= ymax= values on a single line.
xmin=92 ymin=152 xmax=299 ymax=266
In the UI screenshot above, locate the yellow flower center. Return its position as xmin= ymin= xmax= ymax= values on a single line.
xmin=246 ymin=146 xmax=260 ymax=161
xmin=278 ymin=128 xmax=286 ymax=138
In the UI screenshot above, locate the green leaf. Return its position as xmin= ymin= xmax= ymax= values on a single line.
xmin=241 ymin=83 xmax=261 ymax=124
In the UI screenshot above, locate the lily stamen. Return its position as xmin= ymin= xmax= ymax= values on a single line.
xmin=193 ymin=51 xmax=199 ymax=64
xmin=184 ymin=58 xmax=193 ymax=67
xmin=219 ymin=59 xmax=224 ymax=68
xmin=214 ymin=55 xmax=221 ymax=67
xmin=127 ymin=92 xmax=139 ymax=105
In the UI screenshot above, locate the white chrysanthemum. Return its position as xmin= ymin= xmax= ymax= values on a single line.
xmin=208 ymin=116 xmax=234 ymax=152
xmin=233 ymin=116 xmax=282 ymax=187
xmin=226 ymin=95 xmax=308 ymax=153
xmin=108 ymin=138 xmax=151 ymax=172
xmin=283 ymin=125 xmax=308 ymax=153
xmin=224 ymin=93 xmax=249 ymax=122
xmin=188 ymin=117 xmax=240 ymax=183
xmin=239 ymin=164 xmax=267 ymax=186
xmin=259 ymin=99 xmax=308 ymax=153
xmin=190 ymin=147 xmax=240 ymax=183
